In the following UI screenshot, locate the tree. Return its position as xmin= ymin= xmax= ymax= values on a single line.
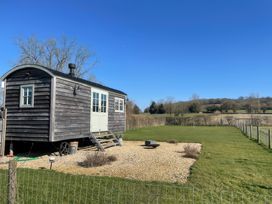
xmin=126 ymin=100 xmax=134 ymax=116
xmin=206 ymin=105 xmax=221 ymax=113
xmin=16 ymin=36 xmax=97 ymax=79
xmin=149 ymin=101 xmax=158 ymax=114
xmin=126 ymin=99 xmax=141 ymax=115
xmin=261 ymin=105 xmax=268 ymax=114
xmin=248 ymin=93 xmax=261 ymax=113
xmin=230 ymin=101 xmax=238 ymax=113
xmin=133 ymin=104 xmax=141 ymax=114
xmin=144 ymin=107 xmax=150 ymax=113
xmin=164 ymin=97 xmax=175 ymax=115
xmin=188 ymin=94 xmax=201 ymax=113
xmin=157 ymin=104 xmax=166 ymax=114
xmin=245 ymin=103 xmax=253 ymax=113
xmin=173 ymin=103 xmax=187 ymax=115
xmin=188 ymin=102 xmax=201 ymax=113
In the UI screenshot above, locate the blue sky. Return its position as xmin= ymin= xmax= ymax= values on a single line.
xmin=1 ymin=0 xmax=272 ymax=109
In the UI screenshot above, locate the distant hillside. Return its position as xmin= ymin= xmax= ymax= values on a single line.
xmin=144 ymin=97 xmax=272 ymax=115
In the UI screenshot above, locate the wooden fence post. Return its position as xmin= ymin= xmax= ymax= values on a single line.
xmin=257 ymin=126 xmax=260 ymax=144
xmin=250 ymin=125 xmax=252 ymax=139
xmin=1 ymin=108 xmax=7 ymax=156
xmin=8 ymin=160 xmax=17 ymax=204
xmin=268 ymin=129 xmax=271 ymax=149
xmin=245 ymin=125 xmax=248 ymax=136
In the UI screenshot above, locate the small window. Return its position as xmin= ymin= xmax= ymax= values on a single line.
xmin=114 ymin=97 xmax=124 ymax=112
xmin=101 ymin=94 xmax=107 ymax=113
xmin=20 ymin=85 xmax=34 ymax=108
xmin=92 ymin=92 xmax=99 ymax=112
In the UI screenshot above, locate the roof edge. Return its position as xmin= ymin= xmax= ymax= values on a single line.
xmin=1 ymin=64 xmax=127 ymax=96
xmin=1 ymin=64 xmax=55 ymax=80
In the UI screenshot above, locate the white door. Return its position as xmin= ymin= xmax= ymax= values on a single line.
xmin=90 ymin=88 xmax=109 ymax=132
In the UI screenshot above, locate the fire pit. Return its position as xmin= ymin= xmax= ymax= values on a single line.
xmin=144 ymin=140 xmax=160 ymax=148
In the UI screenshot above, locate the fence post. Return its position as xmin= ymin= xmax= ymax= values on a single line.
xmin=1 ymin=108 xmax=7 ymax=156
xmin=268 ymin=129 xmax=271 ymax=149
xmin=8 ymin=160 xmax=17 ymax=204
xmin=245 ymin=125 xmax=248 ymax=136
xmin=257 ymin=126 xmax=260 ymax=144
xmin=250 ymin=125 xmax=252 ymax=139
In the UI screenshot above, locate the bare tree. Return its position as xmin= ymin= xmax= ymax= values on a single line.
xmin=247 ymin=93 xmax=261 ymax=114
xmin=16 ymin=36 xmax=97 ymax=79
xmin=191 ymin=94 xmax=200 ymax=101
xmin=164 ymin=97 xmax=175 ymax=115
xmin=189 ymin=94 xmax=201 ymax=113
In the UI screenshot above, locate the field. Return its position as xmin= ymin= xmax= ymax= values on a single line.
xmin=125 ymin=126 xmax=272 ymax=197
xmin=0 ymin=126 xmax=272 ymax=203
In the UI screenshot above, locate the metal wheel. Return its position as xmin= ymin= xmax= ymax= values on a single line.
xmin=59 ymin=142 xmax=69 ymax=156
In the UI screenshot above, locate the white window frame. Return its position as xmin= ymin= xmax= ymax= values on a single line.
xmin=20 ymin=84 xmax=35 ymax=108
xmin=114 ymin=97 xmax=125 ymax=113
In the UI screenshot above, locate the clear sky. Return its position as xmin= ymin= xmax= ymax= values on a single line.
xmin=1 ymin=0 xmax=272 ymax=109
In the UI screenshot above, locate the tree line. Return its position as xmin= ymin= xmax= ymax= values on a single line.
xmin=144 ymin=96 xmax=272 ymax=115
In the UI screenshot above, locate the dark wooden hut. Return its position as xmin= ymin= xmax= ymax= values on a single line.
xmin=0 ymin=64 xmax=127 ymax=153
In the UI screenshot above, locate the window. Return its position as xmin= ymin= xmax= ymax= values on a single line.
xmin=20 ymin=84 xmax=34 ymax=108
xmin=114 ymin=97 xmax=125 ymax=112
xmin=92 ymin=92 xmax=99 ymax=112
xmin=101 ymin=94 xmax=107 ymax=113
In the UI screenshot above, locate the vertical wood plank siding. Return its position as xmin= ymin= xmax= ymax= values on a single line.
xmin=108 ymin=92 xmax=126 ymax=133
xmin=5 ymin=68 xmax=51 ymax=142
xmin=54 ymin=78 xmax=91 ymax=141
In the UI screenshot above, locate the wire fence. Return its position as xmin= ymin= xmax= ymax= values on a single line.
xmin=0 ymin=160 xmax=272 ymax=204
xmin=235 ymin=122 xmax=272 ymax=149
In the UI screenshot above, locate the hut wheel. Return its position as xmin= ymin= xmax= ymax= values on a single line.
xmin=59 ymin=142 xmax=69 ymax=156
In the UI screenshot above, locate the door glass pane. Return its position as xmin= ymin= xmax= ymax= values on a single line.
xmin=92 ymin=92 xmax=99 ymax=112
xmin=101 ymin=94 xmax=107 ymax=113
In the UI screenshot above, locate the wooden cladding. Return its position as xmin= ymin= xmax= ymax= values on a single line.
xmin=5 ymin=68 xmax=51 ymax=142
xmin=53 ymin=78 xmax=91 ymax=141
xmin=108 ymin=92 xmax=126 ymax=133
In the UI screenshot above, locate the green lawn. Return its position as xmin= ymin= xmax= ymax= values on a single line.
xmin=125 ymin=126 xmax=272 ymax=202
xmin=0 ymin=126 xmax=271 ymax=203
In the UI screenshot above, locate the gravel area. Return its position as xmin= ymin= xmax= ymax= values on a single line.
xmin=0 ymin=141 xmax=201 ymax=183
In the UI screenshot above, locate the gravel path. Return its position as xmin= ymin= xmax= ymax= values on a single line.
xmin=0 ymin=141 xmax=201 ymax=183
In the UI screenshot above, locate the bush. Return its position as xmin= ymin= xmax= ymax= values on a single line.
xmin=167 ymin=139 xmax=178 ymax=144
xmin=183 ymin=144 xmax=200 ymax=159
xmin=79 ymin=152 xmax=117 ymax=167
xmin=107 ymin=155 xmax=118 ymax=162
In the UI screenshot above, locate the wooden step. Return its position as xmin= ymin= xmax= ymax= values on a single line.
xmin=102 ymin=142 xmax=117 ymax=149
xmin=97 ymin=139 xmax=116 ymax=144
xmin=95 ymin=135 xmax=114 ymax=139
xmin=90 ymin=131 xmax=119 ymax=151
xmin=78 ymin=145 xmax=97 ymax=151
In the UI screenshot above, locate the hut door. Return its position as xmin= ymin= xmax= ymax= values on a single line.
xmin=90 ymin=88 xmax=109 ymax=132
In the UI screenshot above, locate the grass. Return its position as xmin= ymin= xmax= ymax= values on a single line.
xmin=124 ymin=126 xmax=272 ymax=201
xmin=0 ymin=126 xmax=271 ymax=203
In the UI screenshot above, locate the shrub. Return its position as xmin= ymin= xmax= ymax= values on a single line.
xmin=167 ymin=139 xmax=178 ymax=144
xmin=79 ymin=152 xmax=117 ymax=167
xmin=107 ymin=155 xmax=118 ymax=162
xmin=183 ymin=144 xmax=200 ymax=159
